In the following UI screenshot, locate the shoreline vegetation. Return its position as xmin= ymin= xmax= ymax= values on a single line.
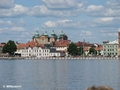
xmin=0 ymin=56 xmax=119 ymax=60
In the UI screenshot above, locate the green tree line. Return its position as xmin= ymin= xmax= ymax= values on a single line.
xmin=2 ymin=40 xmax=17 ymax=56
xmin=67 ymin=43 xmax=97 ymax=56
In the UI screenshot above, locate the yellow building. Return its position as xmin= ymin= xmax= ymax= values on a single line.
xmin=32 ymin=30 xmax=68 ymax=44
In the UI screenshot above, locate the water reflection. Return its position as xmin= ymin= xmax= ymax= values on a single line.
xmin=0 ymin=59 xmax=120 ymax=90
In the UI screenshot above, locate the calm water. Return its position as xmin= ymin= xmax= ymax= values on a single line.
xmin=0 ymin=59 xmax=120 ymax=90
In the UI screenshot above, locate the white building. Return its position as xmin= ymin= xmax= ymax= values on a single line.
xmin=103 ymin=40 xmax=118 ymax=57
xmin=21 ymin=46 xmax=65 ymax=57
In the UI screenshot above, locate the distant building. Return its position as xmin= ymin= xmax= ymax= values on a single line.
xmin=16 ymin=34 xmax=70 ymax=57
xmin=75 ymin=41 xmax=103 ymax=56
xmin=118 ymin=31 xmax=120 ymax=56
xmin=0 ymin=43 xmax=6 ymax=51
xmin=103 ymin=40 xmax=118 ymax=57
xmin=32 ymin=30 xmax=68 ymax=44
xmin=21 ymin=46 xmax=65 ymax=57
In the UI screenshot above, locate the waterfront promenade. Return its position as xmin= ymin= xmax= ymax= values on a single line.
xmin=25 ymin=57 xmax=119 ymax=60
xmin=0 ymin=56 xmax=119 ymax=60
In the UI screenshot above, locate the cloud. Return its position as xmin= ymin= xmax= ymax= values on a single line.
xmin=34 ymin=28 xmax=40 ymax=31
xmin=86 ymin=1 xmax=120 ymax=17
xmin=30 ymin=5 xmax=79 ymax=17
xmin=18 ymin=18 xmax=26 ymax=26
xmin=92 ymin=17 xmax=120 ymax=28
xmin=30 ymin=0 xmax=84 ymax=18
xmin=42 ymin=19 xmax=89 ymax=29
xmin=0 ymin=0 xmax=14 ymax=9
xmin=0 ymin=27 xmax=8 ymax=33
xmin=0 ymin=0 xmax=82 ymax=18
xmin=0 ymin=4 xmax=29 ymax=18
xmin=42 ymin=0 xmax=80 ymax=10
xmin=10 ymin=27 xmax=25 ymax=31
xmin=86 ymin=5 xmax=104 ymax=12
xmin=79 ymin=31 xmax=92 ymax=37
xmin=0 ymin=20 xmax=13 ymax=26
xmin=93 ymin=17 xmax=114 ymax=23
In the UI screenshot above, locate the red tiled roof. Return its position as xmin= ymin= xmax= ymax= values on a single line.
xmin=54 ymin=40 xmax=70 ymax=46
xmin=95 ymin=45 xmax=103 ymax=51
xmin=17 ymin=41 xmax=44 ymax=49
xmin=26 ymin=41 xmax=36 ymax=47
xmin=0 ymin=43 xmax=5 ymax=47
xmin=17 ymin=43 xmax=27 ymax=49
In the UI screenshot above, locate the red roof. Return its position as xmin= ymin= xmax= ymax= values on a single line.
xmin=54 ymin=40 xmax=70 ymax=47
xmin=17 ymin=41 xmax=44 ymax=49
xmin=0 ymin=43 xmax=5 ymax=47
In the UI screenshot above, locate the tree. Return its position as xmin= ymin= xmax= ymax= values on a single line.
xmin=89 ymin=47 xmax=97 ymax=55
xmin=2 ymin=40 xmax=17 ymax=56
xmin=77 ymin=46 xmax=84 ymax=55
xmin=68 ymin=43 xmax=78 ymax=56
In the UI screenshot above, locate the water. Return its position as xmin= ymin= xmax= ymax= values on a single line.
xmin=0 ymin=59 xmax=120 ymax=90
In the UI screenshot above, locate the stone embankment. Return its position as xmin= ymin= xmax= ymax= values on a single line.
xmin=0 ymin=57 xmax=119 ymax=60
xmin=25 ymin=57 xmax=119 ymax=60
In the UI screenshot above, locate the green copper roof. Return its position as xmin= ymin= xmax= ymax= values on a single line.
xmin=51 ymin=30 xmax=55 ymax=35
xmin=34 ymin=31 xmax=39 ymax=38
xmin=44 ymin=31 xmax=48 ymax=36
xmin=57 ymin=35 xmax=60 ymax=39
xmin=60 ymin=31 xmax=64 ymax=36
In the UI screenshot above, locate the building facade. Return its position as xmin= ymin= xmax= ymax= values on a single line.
xmin=32 ymin=30 xmax=68 ymax=44
xmin=21 ymin=46 xmax=65 ymax=57
xmin=103 ymin=40 xmax=118 ymax=57
xmin=118 ymin=32 xmax=120 ymax=56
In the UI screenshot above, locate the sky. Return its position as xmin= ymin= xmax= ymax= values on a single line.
xmin=0 ymin=0 xmax=120 ymax=44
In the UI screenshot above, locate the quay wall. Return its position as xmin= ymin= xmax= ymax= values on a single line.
xmin=25 ymin=57 xmax=120 ymax=60
xmin=0 ymin=57 xmax=119 ymax=60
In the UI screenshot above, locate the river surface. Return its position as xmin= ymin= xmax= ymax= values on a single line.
xmin=0 ymin=59 xmax=120 ymax=90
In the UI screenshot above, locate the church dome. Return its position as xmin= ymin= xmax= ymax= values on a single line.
xmin=44 ymin=31 xmax=48 ymax=36
xmin=51 ymin=30 xmax=55 ymax=35
xmin=51 ymin=30 xmax=56 ymax=37
xmin=57 ymin=35 xmax=60 ymax=39
xmin=60 ymin=31 xmax=64 ymax=37
xmin=34 ymin=31 xmax=39 ymax=38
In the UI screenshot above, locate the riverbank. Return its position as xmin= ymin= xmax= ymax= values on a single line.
xmin=0 ymin=57 xmax=25 ymax=60
xmin=0 ymin=56 xmax=119 ymax=60
xmin=25 ymin=57 xmax=119 ymax=60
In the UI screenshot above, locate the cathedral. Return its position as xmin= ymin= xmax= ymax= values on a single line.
xmin=32 ymin=30 xmax=68 ymax=44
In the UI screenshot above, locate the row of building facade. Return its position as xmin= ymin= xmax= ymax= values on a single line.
xmin=0 ymin=31 xmax=120 ymax=57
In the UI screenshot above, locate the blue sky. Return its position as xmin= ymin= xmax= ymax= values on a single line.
xmin=0 ymin=0 xmax=119 ymax=44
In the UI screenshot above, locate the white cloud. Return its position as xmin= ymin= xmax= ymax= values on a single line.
xmin=0 ymin=0 xmax=84 ymax=18
xmin=42 ymin=19 xmax=89 ymax=29
xmin=86 ymin=1 xmax=120 ymax=17
xmin=34 ymin=28 xmax=40 ymax=31
xmin=29 ymin=5 xmax=51 ymax=17
xmin=0 ymin=4 xmax=29 ymax=18
xmin=18 ymin=18 xmax=26 ymax=26
xmin=10 ymin=27 xmax=25 ymax=31
xmin=86 ymin=5 xmax=104 ymax=12
xmin=102 ymin=32 xmax=117 ymax=37
xmin=30 ymin=5 xmax=80 ymax=17
xmin=79 ymin=31 xmax=92 ymax=37
xmin=0 ymin=27 xmax=8 ymax=33
xmin=42 ymin=20 xmax=72 ymax=28
xmin=30 ymin=0 xmax=84 ymax=18
xmin=42 ymin=0 xmax=79 ymax=10
xmin=0 ymin=20 xmax=13 ymax=26
xmin=0 ymin=0 xmax=14 ymax=9
xmin=94 ymin=17 xmax=114 ymax=23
